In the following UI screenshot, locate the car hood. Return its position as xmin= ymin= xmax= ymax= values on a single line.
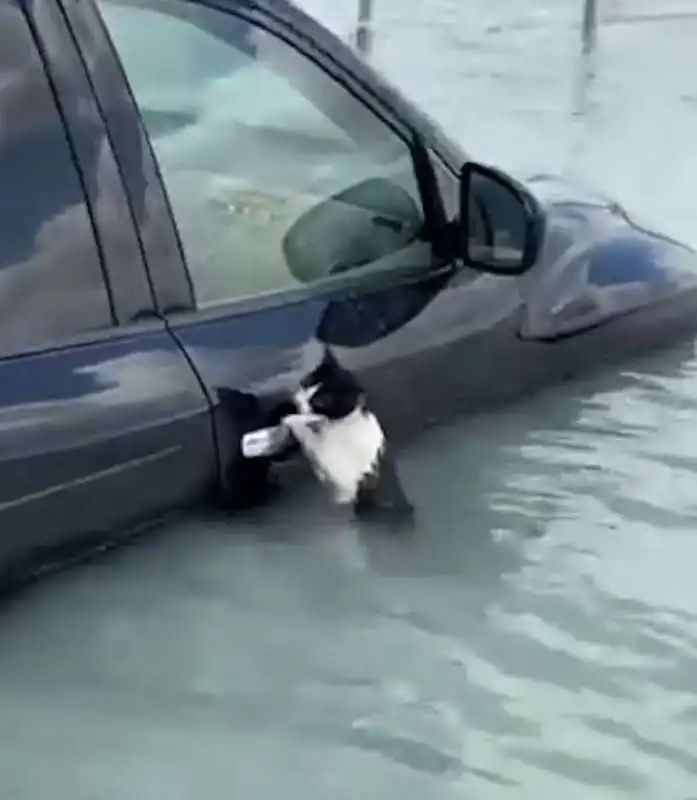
xmin=514 ymin=173 xmax=697 ymax=340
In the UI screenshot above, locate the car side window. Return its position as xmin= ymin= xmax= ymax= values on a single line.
xmin=95 ymin=0 xmax=442 ymax=310
xmin=0 ymin=0 xmax=114 ymax=357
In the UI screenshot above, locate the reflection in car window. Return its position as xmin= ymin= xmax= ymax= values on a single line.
xmin=96 ymin=0 xmax=440 ymax=309
xmin=0 ymin=0 xmax=113 ymax=356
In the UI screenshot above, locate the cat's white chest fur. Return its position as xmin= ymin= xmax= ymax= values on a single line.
xmin=282 ymin=408 xmax=384 ymax=505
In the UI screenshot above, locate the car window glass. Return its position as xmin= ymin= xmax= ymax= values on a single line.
xmin=96 ymin=0 xmax=443 ymax=309
xmin=0 ymin=0 xmax=113 ymax=356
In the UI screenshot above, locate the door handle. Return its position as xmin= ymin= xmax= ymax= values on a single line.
xmin=241 ymin=424 xmax=293 ymax=458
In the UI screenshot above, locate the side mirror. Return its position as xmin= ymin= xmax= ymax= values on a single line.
xmin=458 ymin=162 xmax=543 ymax=275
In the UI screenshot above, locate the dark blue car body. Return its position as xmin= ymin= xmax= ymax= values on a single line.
xmin=1 ymin=0 xmax=696 ymax=585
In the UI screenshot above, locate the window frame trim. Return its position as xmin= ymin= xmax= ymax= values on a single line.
xmin=26 ymin=0 xmax=167 ymax=329
xmin=59 ymin=0 xmax=199 ymax=318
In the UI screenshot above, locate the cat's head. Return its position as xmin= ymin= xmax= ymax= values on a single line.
xmin=294 ymin=348 xmax=366 ymax=421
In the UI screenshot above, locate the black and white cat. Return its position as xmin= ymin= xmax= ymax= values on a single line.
xmin=281 ymin=349 xmax=414 ymax=523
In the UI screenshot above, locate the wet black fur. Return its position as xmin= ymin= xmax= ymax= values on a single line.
xmin=299 ymin=349 xmax=367 ymax=421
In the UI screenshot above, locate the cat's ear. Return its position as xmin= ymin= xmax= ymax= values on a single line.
xmin=303 ymin=345 xmax=340 ymax=388
xmin=320 ymin=345 xmax=338 ymax=369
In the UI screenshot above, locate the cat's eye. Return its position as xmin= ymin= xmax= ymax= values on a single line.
xmin=309 ymin=392 xmax=334 ymax=415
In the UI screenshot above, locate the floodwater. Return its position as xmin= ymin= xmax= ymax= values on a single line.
xmin=2 ymin=1 xmax=697 ymax=797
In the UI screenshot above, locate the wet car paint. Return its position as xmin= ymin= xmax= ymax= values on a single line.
xmin=0 ymin=0 xmax=696 ymax=584
xmin=518 ymin=174 xmax=697 ymax=340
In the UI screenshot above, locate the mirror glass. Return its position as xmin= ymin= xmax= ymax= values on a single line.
xmin=461 ymin=165 xmax=538 ymax=275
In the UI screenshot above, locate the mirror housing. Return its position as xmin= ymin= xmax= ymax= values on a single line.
xmin=458 ymin=162 xmax=543 ymax=276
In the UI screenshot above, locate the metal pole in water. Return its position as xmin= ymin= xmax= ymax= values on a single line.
xmin=355 ymin=0 xmax=373 ymax=56
xmin=581 ymin=0 xmax=598 ymax=53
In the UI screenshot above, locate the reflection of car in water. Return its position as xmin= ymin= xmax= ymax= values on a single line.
xmin=1 ymin=0 xmax=697 ymax=587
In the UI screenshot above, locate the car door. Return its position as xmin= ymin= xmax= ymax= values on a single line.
xmin=84 ymin=0 xmax=551 ymax=494
xmin=0 ymin=0 xmax=216 ymax=583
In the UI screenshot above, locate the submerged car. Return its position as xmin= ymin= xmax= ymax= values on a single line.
xmin=1 ymin=0 xmax=696 ymax=583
